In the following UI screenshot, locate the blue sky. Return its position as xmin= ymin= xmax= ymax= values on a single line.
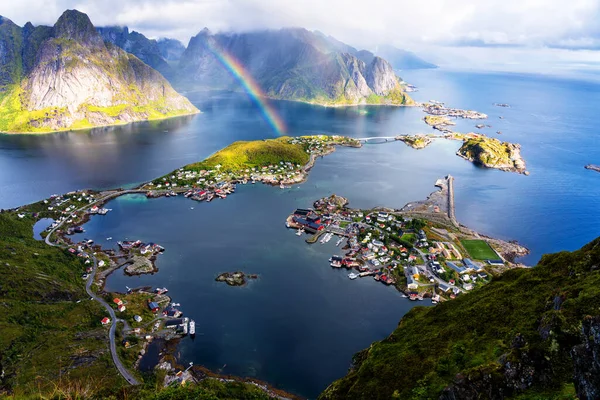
xmin=2 ymin=0 xmax=600 ymax=72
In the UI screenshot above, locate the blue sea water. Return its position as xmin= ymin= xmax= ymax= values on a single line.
xmin=2 ymin=69 xmax=600 ymax=397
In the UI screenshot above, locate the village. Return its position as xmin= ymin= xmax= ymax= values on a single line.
xmin=141 ymin=135 xmax=362 ymax=202
xmin=286 ymin=193 xmax=507 ymax=302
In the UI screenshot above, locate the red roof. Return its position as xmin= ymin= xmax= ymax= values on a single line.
xmin=101 ymin=317 xmax=110 ymax=325
xmin=113 ymin=298 xmax=122 ymax=305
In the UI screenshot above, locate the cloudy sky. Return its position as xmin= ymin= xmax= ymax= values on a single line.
xmin=2 ymin=0 xmax=600 ymax=72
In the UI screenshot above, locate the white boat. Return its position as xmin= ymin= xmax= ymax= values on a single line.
xmin=324 ymin=233 xmax=333 ymax=243
xmin=106 ymin=237 xmax=112 ymax=241
xmin=296 ymin=228 xmax=304 ymax=236
xmin=189 ymin=320 xmax=196 ymax=335
xmin=348 ymin=272 xmax=359 ymax=280
xmin=336 ymin=238 xmax=344 ymax=246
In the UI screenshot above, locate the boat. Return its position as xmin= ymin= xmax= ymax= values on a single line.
xmin=155 ymin=287 xmax=169 ymax=295
xmin=280 ymin=183 xmax=285 ymax=189
xmin=336 ymin=238 xmax=344 ymax=246
xmin=296 ymin=228 xmax=304 ymax=236
xmin=189 ymin=320 xmax=196 ymax=336
xmin=348 ymin=272 xmax=359 ymax=280
xmin=106 ymin=237 xmax=112 ymax=241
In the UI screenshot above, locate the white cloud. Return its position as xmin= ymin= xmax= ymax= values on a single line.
xmin=1 ymin=0 xmax=600 ymax=69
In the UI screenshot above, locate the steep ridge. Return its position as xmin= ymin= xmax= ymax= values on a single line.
xmin=320 ymin=238 xmax=600 ymax=399
xmin=177 ymin=28 xmax=413 ymax=106
xmin=0 ymin=10 xmax=197 ymax=133
xmin=97 ymin=26 xmax=175 ymax=79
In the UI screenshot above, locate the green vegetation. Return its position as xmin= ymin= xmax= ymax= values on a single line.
xmin=423 ymin=115 xmax=454 ymax=126
xmin=0 ymin=211 xmax=120 ymax=396
xmin=184 ymin=137 xmax=310 ymax=173
xmin=461 ymin=239 xmax=499 ymax=260
xmin=457 ymin=135 xmax=524 ymax=172
xmin=400 ymin=233 xmax=416 ymax=243
xmin=320 ymin=238 xmax=600 ymax=400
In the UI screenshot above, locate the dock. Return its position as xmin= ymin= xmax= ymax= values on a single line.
xmin=447 ymin=175 xmax=458 ymax=228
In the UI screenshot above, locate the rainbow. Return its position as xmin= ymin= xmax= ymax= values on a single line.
xmin=207 ymin=43 xmax=286 ymax=135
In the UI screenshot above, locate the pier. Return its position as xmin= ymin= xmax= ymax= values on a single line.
xmin=447 ymin=175 xmax=458 ymax=228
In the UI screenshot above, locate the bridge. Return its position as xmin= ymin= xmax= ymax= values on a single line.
xmin=356 ymin=136 xmax=398 ymax=144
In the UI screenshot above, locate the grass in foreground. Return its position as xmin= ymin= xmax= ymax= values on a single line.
xmin=461 ymin=239 xmax=499 ymax=260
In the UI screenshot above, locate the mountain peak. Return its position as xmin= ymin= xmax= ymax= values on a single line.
xmin=198 ymin=27 xmax=212 ymax=37
xmin=53 ymin=9 xmax=102 ymax=46
xmin=0 ymin=16 xmax=17 ymax=27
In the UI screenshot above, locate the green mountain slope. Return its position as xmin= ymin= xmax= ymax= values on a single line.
xmin=0 ymin=10 xmax=198 ymax=133
xmin=320 ymin=238 xmax=600 ymax=399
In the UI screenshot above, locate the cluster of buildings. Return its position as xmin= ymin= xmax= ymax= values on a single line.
xmin=288 ymin=199 xmax=500 ymax=300
xmin=423 ymin=101 xmax=488 ymax=119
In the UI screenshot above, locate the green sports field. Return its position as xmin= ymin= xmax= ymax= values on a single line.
xmin=461 ymin=239 xmax=499 ymax=260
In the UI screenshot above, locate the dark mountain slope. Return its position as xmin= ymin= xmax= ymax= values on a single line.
xmin=321 ymin=238 xmax=600 ymax=399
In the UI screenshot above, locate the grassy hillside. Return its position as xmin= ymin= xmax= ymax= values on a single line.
xmin=0 ymin=212 xmax=119 ymax=397
xmin=320 ymin=238 xmax=600 ymax=399
xmin=184 ymin=137 xmax=310 ymax=173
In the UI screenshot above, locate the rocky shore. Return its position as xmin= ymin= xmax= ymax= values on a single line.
xmin=396 ymin=134 xmax=433 ymax=149
xmin=457 ymin=137 xmax=528 ymax=174
xmin=216 ymin=271 xmax=258 ymax=286
xmin=585 ymin=164 xmax=600 ymax=173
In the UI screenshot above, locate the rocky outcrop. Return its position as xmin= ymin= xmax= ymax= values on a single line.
xmin=572 ymin=316 xmax=600 ymax=399
xmin=215 ymin=271 xmax=258 ymax=286
xmin=0 ymin=10 xmax=198 ymax=133
xmin=177 ymin=27 xmax=413 ymax=106
xmin=457 ymin=136 xmax=527 ymax=174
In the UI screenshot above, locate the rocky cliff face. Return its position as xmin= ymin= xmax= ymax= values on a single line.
xmin=156 ymin=38 xmax=186 ymax=61
xmin=177 ymin=28 xmax=413 ymax=105
xmin=0 ymin=10 xmax=197 ymax=133
xmin=96 ymin=26 xmax=174 ymax=79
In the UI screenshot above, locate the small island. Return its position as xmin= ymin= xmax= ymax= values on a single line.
xmin=457 ymin=135 xmax=527 ymax=174
xmin=396 ymin=134 xmax=433 ymax=149
xmin=216 ymin=272 xmax=258 ymax=286
xmin=423 ymin=115 xmax=456 ymax=133
xmin=585 ymin=164 xmax=600 ymax=173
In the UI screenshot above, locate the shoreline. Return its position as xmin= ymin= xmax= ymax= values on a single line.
xmin=0 ymin=109 xmax=201 ymax=135
xmin=15 ymin=134 xmax=530 ymax=396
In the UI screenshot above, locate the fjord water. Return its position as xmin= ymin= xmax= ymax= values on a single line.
xmin=3 ymin=69 xmax=600 ymax=397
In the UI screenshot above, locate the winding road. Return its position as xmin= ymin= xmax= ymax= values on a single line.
xmin=45 ymin=190 xmax=142 ymax=385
